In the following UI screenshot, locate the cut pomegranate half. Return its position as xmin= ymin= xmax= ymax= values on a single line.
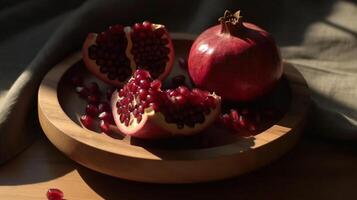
xmin=110 ymin=70 xmax=221 ymax=139
xmin=82 ymin=22 xmax=174 ymax=86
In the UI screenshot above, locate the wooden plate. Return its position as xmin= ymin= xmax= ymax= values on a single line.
xmin=38 ymin=33 xmax=310 ymax=183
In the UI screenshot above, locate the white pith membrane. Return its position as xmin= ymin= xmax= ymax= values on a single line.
xmin=82 ymin=22 xmax=174 ymax=87
xmin=111 ymin=70 xmax=221 ymax=138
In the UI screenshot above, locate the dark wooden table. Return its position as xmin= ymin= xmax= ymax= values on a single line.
xmin=0 ymin=133 xmax=356 ymax=200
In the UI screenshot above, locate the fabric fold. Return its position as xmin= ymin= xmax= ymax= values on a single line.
xmin=1 ymin=0 xmax=356 ymax=164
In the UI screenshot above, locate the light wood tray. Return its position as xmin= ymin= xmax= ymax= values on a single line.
xmin=38 ymin=33 xmax=310 ymax=183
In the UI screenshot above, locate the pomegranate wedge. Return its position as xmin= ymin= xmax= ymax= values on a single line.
xmin=111 ymin=70 xmax=221 ymax=139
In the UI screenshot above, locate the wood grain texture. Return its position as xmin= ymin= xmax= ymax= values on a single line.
xmin=37 ymin=34 xmax=310 ymax=183
xmin=1 ymin=135 xmax=357 ymax=200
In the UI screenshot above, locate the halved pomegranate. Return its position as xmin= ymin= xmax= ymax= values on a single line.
xmin=82 ymin=21 xmax=174 ymax=86
xmin=110 ymin=70 xmax=221 ymax=139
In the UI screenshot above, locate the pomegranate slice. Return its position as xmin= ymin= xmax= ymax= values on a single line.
xmin=110 ymin=70 xmax=221 ymax=139
xmin=82 ymin=22 xmax=174 ymax=86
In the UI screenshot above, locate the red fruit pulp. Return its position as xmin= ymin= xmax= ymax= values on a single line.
xmin=111 ymin=70 xmax=221 ymax=139
xmin=82 ymin=22 xmax=174 ymax=86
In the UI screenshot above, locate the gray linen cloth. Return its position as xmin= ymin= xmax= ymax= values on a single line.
xmin=0 ymin=0 xmax=356 ymax=164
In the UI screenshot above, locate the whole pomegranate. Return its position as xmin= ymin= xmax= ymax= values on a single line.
xmin=82 ymin=21 xmax=174 ymax=87
xmin=188 ymin=10 xmax=282 ymax=102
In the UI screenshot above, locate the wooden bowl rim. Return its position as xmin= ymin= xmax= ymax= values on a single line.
xmin=38 ymin=33 xmax=310 ymax=161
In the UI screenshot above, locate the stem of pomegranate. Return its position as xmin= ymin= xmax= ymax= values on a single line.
xmin=218 ymin=10 xmax=244 ymax=36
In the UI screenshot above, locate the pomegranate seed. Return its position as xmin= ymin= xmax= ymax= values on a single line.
xmin=46 ymin=188 xmax=63 ymax=200
xmin=99 ymin=120 xmax=111 ymax=134
xmin=128 ymin=94 xmax=134 ymax=102
xmin=142 ymin=101 xmax=149 ymax=108
xmin=146 ymin=94 xmax=154 ymax=103
xmin=138 ymin=91 xmax=148 ymax=101
xmin=133 ymin=23 xmax=142 ymax=32
xmin=98 ymin=102 xmax=110 ymax=113
xmin=150 ymin=80 xmax=162 ymax=90
xmin=118 ymin=89 xmax=125 ymax=97
xmin=98 ymin=111 xmax=113 ymax=123
xmin=85 ymin=104 xmax=99 ymax=116
xmin=205 ymin=96 xmax=217 ymax=109
xmin=76 ymin=86 xmax=89 ymax=98
xmin=171 ymin=75 xmax=186 ymax=87
xmin=134 ymin=69 xmax=150 ymax=79
xmin=230 ymin=109 xmax=239 ymax=122
xmin=87 ymin=94 xmax=100 ymax=104
xmin=149 ymin=102 xmax=159 ymax=111
xmin=178 ymin=57 xmax=188 ymax=70
xmin=148 ymin=88 xmax=159 ymax=96
xmin=219 ymin=114 xmax=231 ymax=127
xmin=175 ymin=95 xmax=186 ymax=105
xmin=80 ymin=115 xmax=94 ymax=129
xmin=120 ymin=114 xmax=125 ymax=123
xmin=239 ymin=116 xmax=247 ymax=127
xmin=124 ymin=118 xmax=130 ymax=126
xmin=70 ymin=75 xmax=83 ymax=86
xmin=232 ymin=119 xmax=241 ymax=130
xmin=189 ymin=93 xmax=204 ymax=105
xmin=142 ymin=21 xmax=152 ymax=31
xmin=88 ymin=82 xmax=100 ymax=94
xmin=169 ymin=90 xmax=178 ymax=97
xmin=139 ymin=79 xmax=150 ymax=89
xmin=133 ymin=109 xmax=139 ymax=117
xmin=177 ymin=86 xmax=190 ymax=97
xmin=121 ymin=97 xmax=130 ymax=105
xmin=109 ymin=24 xmax=123 ymax=33
xmin=137 ymin=115 xmax=143 ymax=123
xmin=138 ymin=105 xmax=144 ymax=114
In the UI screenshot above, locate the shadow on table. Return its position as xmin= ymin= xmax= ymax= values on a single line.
xmin=77 ymin=134 xmax=357 ymax=200
xmin=0 ymin=136 xmax=76 ymax=185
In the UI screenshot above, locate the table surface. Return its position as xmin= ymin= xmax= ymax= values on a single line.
xmin=0 ymin=133 xmax=356 ymax=200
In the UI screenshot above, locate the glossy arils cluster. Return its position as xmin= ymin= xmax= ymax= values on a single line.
xmin=83 ymin=21 xmax=174 ymax=86
xmin=219 ymin=109 xmax=251 ymax=131
xmin=88 ymin=25 xmax=132 ymax=81
xmin=131 ymin=21 xmax=170 ymax=78
xmin=218 ymin=107 xmax=279 ymax=135
xmin=161 ymin=87 xmax=216 ymax=128
xmin=72 ymin=76 xmax=115 ymax=134
xmin=115 ymin=70 xmax=218 ymax=129
xmin=116 ymin=70 xmax=156 ymax=126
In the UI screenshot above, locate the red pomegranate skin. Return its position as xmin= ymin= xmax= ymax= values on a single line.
xmin=188 ymin=21 xmax=282 ymax=102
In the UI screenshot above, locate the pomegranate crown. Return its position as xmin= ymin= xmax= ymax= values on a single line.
xmin=218 ymin=10 xmax=244 ymax=35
